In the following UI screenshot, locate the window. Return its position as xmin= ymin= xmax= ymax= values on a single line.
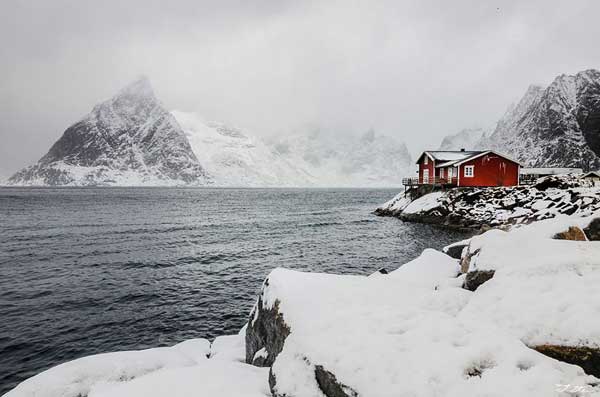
xmin=448 ymin=168 xmax=453 ymax=178
xmin=424 ymin=155 xmax=428 ymax=165
xmin=439 ymin=168 xmax=444 ymax=178
xmin=423 ymin=169 xmax=429 ymax=183
xmin=464 ymin=165 xmax=474 ymax=177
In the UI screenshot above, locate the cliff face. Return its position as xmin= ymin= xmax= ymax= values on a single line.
xmin=482 ymin=69 xmax=600 ymax=170
xmin=9 ymin=78 xmax=209 ymax=186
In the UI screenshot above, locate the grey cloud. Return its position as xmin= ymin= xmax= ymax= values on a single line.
xmin=2 ymin=0 xmax=600 ymax=174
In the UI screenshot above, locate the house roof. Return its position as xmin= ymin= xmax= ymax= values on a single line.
xmin=417 ymin=150 xmax=521 ymax=167
xmin=583 ymin=171 xmax=600 ymax=178
xmin=417 ymin=151 xmax=482 ymax=164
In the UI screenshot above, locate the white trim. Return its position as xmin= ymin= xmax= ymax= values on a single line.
xmin=417 ymin=151 xmax=436 ymax=165
xmin=423 ymin=169 xmax=430 ymax=184
xmin=464 ymin=165 xmax=475 ymax=177
xmin=424 ymin=155 xmax=428 ymax=165
xmin=457 ymin=166 xmax=460 ymax=186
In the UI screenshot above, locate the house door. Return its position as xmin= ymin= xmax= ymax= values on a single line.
xmin=423 ymin=169 xmax=429 ymax=184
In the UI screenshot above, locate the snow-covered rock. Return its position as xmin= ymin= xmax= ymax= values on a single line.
xmin=4 ymin=339 xmax=211 ymax=397
xmin=9 ymin=77 xmax=210 ymax=186
xmin=246 ymin=240 xmax=600 ymax=397
xmin=88 ymin=361 xmax=269 ymax=397
xmin=376 ymin=174 xmax=600 ymax=229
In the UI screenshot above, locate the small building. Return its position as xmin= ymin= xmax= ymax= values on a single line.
xmin=406 ymin=149 xmax=520 ymax=188
xmin=519 ymin=167 xmax=583 ymax=185
xmin=583 ymin=171 xmax=600 ymax=186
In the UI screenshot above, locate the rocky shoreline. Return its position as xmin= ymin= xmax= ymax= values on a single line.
xmin=375 ymin=174 xmax=600 ymax=230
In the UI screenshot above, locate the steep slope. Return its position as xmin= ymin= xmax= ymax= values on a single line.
xmin=438 ymin=127 xmax=487 ymax=151
xmin=481 ymin=69 xmax=600 ymax=170
xmin=172 ymin=111 xmax=315 ymax=187
xmin=9 ymin=78 xmax=209 ymax=186
xmin=271 ymin=129 xmax=413 ymax=187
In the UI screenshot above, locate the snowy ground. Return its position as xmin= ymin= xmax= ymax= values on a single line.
xmin=5 ymin=332 xmax=269 ymax=397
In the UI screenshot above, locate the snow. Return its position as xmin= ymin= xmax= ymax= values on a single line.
xmin=209 ymin=334 xmax=246 ymax=362
xmin=402 ymin=191 xmax=445 ymax=214
xmin=88 ymin=362 xmax=270 ymax=397
xmin=172 ymin=110 xmax=315 ymax=187
xmin=4 ymin=339 xmax=211 ymax=397
xmin=457 ymin=213 xmax=600 ymax=347
xmin=427 ymin=151 xmax=481 ymax=161
xmin=261 ymin=250 xmax=599 ymax=396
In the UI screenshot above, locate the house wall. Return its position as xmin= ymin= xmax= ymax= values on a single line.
xmin=458 ymin=154 xmax=519 ymax=187
xmin=418 ymin=155 xmax=434 ymax=183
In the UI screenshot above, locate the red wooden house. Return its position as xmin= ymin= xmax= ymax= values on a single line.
xmin=408 ymin=149 xmax=520 ymax=187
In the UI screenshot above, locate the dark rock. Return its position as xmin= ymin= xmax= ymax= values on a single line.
xmin=463 ymin=270 xmax=495 ymax=291
xmin=374 ymin=268 xmax=388 ymax=275
xmin=584 ymin=218 xmax=600 ymax=241
xmin=246 ymin=286 xmax=291 ymax=367
xmin=534 ymin=345 xmax=600 ymax=378
xmin=315 ymin=365 xmax=359 ymax=397
xmin=443 ymin=243 xmax=468 ymax=259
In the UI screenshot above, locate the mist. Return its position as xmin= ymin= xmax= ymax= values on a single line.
xmin=2 ymin=0 xmax=600 ymax=175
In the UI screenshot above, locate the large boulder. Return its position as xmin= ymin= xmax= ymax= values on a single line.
xmin=584 ymin=218 xmax=600 ymax=241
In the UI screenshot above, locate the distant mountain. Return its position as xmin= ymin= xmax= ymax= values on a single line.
xmin=270 ymin=128 xmax=413 ymax=187
xmin=9 ymin=78 xmax=413 ymax=187
xmin=9 ymin=77 xmax=209 ymax=186
xmin=438 ymin=128 xmax=488 ymax=151
xmin=172 ymin=111 xmax=314 ymax=187
xmin=439 ymin=69 xmax=600 ymax=171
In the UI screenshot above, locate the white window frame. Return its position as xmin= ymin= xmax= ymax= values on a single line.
xmin=423 ymin=169 xmax=429 ymax=184
xmin=439 ymin=168 xmax=444 ymax=179
xmin=464 ymin=165 xmax=475 ymax=178
xmin=424 ymin=155 xmax=428 ymax=165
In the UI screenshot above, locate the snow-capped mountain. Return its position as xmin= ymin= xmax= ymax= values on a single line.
xmin=438 ymin=127 xmax=488 ymax=151
xmin=480 ymin=69 xmax=600 ymax=170
xmin=270 ymin=129 xmax=413 ymax=187
xmin=9 ymin=78 xmax=413 ymax=187
xmin=172 ymin=111 xmax=314 ymax=187
xmin=9 ymin=77 xmax=209 ymax=186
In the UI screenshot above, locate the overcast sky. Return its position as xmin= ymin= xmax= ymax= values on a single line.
xmin=2 ymin=0 xmax=600 ymax=176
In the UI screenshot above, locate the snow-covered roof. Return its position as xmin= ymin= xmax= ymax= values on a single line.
xmin=520 ymin=167 xmax=583 ymax=175
xmin=417 ymin=150 xmax=520 ymax=167
xmin=421 ymin=150 xmax=482 ymax=163
xmin=584 ymin=171 xmax=600 ymax=178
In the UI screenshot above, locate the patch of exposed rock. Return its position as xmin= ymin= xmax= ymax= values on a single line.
xmin=246 ymin=281 xmax=291 ymax=367
xmin=534 ymin=345 xmax=600 ymax=378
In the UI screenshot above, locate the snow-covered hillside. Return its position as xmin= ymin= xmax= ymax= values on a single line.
xmin=172 ymin=111 xmax=315 ymax=187
xmin=438 ymin=127 xmax=488 ymax=151
xmin=271 ymin=129 xmax=413 ymax=187
xmin=9 ymin=77 xmax=210 ymax=186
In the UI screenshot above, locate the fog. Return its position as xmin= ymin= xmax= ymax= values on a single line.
xmin=2 ymin=0 xmax=600 ymax=176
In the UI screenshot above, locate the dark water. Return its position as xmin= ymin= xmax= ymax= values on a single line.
xmin=0 ymin=187 xmax=469 ymax=394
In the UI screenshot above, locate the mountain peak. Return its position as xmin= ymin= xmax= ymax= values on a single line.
xmin=115 ymin=76 xmax=155 ymax=101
